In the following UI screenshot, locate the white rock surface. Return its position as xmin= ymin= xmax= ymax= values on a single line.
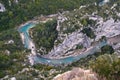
xmin=0 ymin=3 xmax=6 ymax=12
xmin=53 ymin=68 xmax=98 ymax=80
xmin=10 ymin=77 xmax=16 ymax=80
xmin=95 ymin=18 xmax=120 ymax=40
xmin=47 ymin=31 xmax=90 ymax=58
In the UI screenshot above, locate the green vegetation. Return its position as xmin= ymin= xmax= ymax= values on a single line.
xmin=90 ymin=54 xmax=120 ymax=80
xmin=31 ymin=20 xmax=58 ymax=54
xmin=0 ymin=0 xmax=96 ymax=32
xmin=59 ymin=0 xmax=120 ymax=35
xmin=0 ymin=0 xmax=120 ymax=79
xmin=76 ymin=44 xmax=83 ymax=49
xmin=0 ymin=29 xmax=24 ymax=53
xmin=101 ymin=45 xmax=114 ymax=54
xmin=81 ymin=27 xmax=96 ymax=39
xmin=0 ymin=29 xmax=117 ymax=79
xmin=64 ymin=43 xmax=115 ymax=69
xmin=0 ymin=51 xmax=28 ymax=78
xmin=81 ymin=18 xmax=96 ymax=27
xmin=29 ymin=44 xmax=117 ymax=79
xmin=0 ymin=29 xmax=28 ymax=78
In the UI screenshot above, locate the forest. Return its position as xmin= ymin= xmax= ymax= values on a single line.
xmin=0 ymin=0 xmax=97 ymax=32
xmin=31 ymin=20 xmax=58 ymax=54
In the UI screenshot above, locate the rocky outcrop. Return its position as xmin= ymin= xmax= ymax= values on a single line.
xmin=53 ymin=68 xmax=98 ymax=80
xmin=0 ymin=3 xmax=6 ymax=12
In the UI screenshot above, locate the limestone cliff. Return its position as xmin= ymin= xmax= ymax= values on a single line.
xmin=53 ymin=68 xmax=98 ymax=80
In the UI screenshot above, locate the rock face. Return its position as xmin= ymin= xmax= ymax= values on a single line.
xmin=53 ymin=68 xmax=98 ymax=80
xmin=47 ymin=31 xmax=85 ymax=58
xmin=0 ymin=3 xmax=6 ymax=12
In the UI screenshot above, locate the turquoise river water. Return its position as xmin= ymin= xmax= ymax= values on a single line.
xmin=18 ymin=22 xmax=107 ymax=65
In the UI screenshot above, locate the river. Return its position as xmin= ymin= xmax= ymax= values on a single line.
xmin=18 ymin=22 xmax=107 ymax=65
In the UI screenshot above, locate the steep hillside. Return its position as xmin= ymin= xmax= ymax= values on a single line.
xmin=0 ymin=0 xmax=96 ymax=32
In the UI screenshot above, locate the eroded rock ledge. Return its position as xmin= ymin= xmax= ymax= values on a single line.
xmin=53 ymin=68 xmax=98 ymax=80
